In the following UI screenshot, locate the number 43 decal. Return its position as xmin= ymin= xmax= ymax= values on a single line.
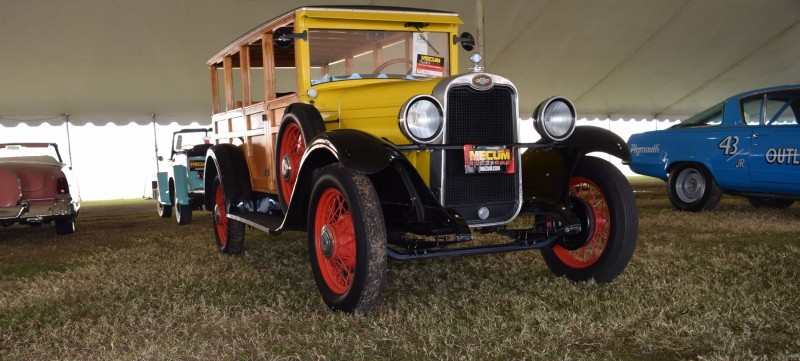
xmin=718 ymin=135 xmax=739 ymax=156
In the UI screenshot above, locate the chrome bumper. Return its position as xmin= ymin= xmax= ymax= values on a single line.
xmin=0 ymin=200 xmax=79 ymax=223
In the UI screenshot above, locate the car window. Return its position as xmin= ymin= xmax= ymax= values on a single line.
xmin=173 ymin=132 xmax=210 ymax=153
xmin=741 ymin=96 xmax=763 ymax=125
xmin=765 ymin=92 xmax=799 ymax=126
xmin=308 ymin=30 xmax=450 ymax=84
xmin=673 ymin=102 xmax=724 ymax=128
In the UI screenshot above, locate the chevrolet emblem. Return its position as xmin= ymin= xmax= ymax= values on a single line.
xmin=471 ymin=74 xmax=493 ymax=89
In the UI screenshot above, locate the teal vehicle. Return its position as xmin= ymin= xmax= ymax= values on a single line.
xmin=155 ymin=128 xmax=212 ymax=224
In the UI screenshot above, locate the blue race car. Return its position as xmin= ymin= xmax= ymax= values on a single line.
xmin=627 ymin=85 xmax=800 ymax=211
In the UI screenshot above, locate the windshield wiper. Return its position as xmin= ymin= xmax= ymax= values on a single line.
xmin=405 ymin=23 xmax=440 ymax=55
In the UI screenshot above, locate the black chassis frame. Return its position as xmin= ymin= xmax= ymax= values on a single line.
xmin=204 ymin=123 xmax=630 ymax=261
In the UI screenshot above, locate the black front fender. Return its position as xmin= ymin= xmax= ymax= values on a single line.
xmin=203 ymin=144 xmax=252 ymax=210
xmin=278 ymin=129 xmax=468 ymax=236
xmin=521 ymin=126 xmax=630 ymax=206
xmin=280 ymin=129 xmax=396 ymax=231
xmin=563 ymin=126 xmax=631 ymax=163
xmin=309 ymin=129 xmax=400 ymax=173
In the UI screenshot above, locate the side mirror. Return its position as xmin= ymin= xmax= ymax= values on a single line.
xmin=453 ymin=32 xmax=475 ymax=51
xmin=157 ymin=155 xmax=164 ymax=161
xmin=274 ymin=27 xmax=307 ymax=48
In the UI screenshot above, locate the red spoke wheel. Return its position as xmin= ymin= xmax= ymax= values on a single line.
xmin=307 ymin=164 xmax=386 ymax=313
xmin=314 ymin=188 xmax=357 ymax=294
xmin=278 ymin=122 xmax=305 ymax=207
xmin=553 ymin=177 xmax=610 ymax=268
xmin=541 ymin=157 xmax=638 ymax=283
xmin=275 ymin=105 xmax=324 ymax=212
xmin=212 ymin=176 xmax=244 ymax=255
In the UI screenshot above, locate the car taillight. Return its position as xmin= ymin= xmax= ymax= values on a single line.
xmin=56 ymin=177 xmax=69 ymax=195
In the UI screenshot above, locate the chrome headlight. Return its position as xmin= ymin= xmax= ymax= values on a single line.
xmin=533 ymin=96 xmax=576 ymax=142
xmin=398 ymin=96 xmax=443 ymax=143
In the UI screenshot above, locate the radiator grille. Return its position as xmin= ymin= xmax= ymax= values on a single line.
xmin=445 ymin=86 xmax=515 ymax=145
xmin=441 ymin=84 xmax=518 ymax=224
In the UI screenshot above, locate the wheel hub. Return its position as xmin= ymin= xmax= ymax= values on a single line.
xmin=213 ymin=204 xmax=220 ymax=224
xmin=320 ymin=225 xmax=335 ymax=259
xmin=677 ymin=170 xmax=705 ymax=202
xmin=558 ymin=196 xmax=594 ymax=250
xmin=281 ymin=155 xmax=292 ymax=181
xmin=686 ymin=178 xmax=698 ymax=193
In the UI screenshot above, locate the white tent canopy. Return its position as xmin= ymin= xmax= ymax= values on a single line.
xmin=1 ymin=0 xmax=799 ymax=125
xmin=1 ymin=0 xmax=799 ymax=200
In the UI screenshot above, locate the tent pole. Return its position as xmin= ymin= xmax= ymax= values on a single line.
xmin=64 ymin=113 xmax=74 ymax=169
xmin=152 ymin=114 xmax=159 ymax=173
xmin=476 ymin=0 xmax=485 ymax=59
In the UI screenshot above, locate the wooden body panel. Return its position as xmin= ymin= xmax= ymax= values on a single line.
xmin=208 ymin=7 xmax=463 ymax=194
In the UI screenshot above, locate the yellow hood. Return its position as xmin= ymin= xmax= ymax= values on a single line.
xmin=311 ymin=78 xmax=440 ymax=145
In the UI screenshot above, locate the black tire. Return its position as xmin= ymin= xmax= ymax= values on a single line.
xmin=275 ymin=104 xmax=325 ymax=212
xmin=176 ymin=203 xmax=192 ymax=225
xmin=211 ymin=176 xmax=244 ymax=255
xmin=156 ymin=182 xmax=172 ymax=218
xmin=540 ymin=157 xmax=638 ymax=283
xmin=667 ymin=164 xmax=723 ymax=211
xmin=747 ymin=197 xmax=795 ymax=209
xmin=55 ymin=218 xmax=75 ymax=235
xmin=307 ymin=163 xmax=387 ymax=313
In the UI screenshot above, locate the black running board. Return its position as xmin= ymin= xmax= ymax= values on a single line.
xmin=227 ymin=211 xmax=283 ymax=234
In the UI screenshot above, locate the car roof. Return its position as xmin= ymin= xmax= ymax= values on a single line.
xmin=208 ymin=6 xmax=460 ymax=66
xmin=298 ymin=5 xmax=455 ymax=14
xmin=728 ymin=84 xmax=800 ymax=101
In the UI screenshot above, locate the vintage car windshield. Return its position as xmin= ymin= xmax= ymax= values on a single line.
xmin=173 ymin=132 xmax=210 ymax=153
xmin=309 ymin=30 xmax=450 ymax=85
xmin=673 ymin=102 xmax=724 ymax=128
xmin=0 ymin=143 xmax=61 ymax=162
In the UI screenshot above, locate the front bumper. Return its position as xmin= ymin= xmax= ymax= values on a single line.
xmin=0 ymin=200 xmax=79 ymax=224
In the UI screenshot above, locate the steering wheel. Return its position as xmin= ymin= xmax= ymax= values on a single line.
xmin=374 ymin=58 xmax=413 ymax=74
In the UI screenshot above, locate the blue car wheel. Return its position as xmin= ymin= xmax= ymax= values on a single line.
xmin=667 ymin=164 xmax=723 ymax=212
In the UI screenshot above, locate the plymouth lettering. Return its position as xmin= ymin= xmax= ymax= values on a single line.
xmin=630 ymin=144 xmax=660 ymax=156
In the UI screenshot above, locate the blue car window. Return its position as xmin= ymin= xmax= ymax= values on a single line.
xmin=741 ymin=96 xmax=763 ymax=126
xmin=673 ymin=102 xmax=724 ymax=128
xmin=766 ymin=97 xmax=797 ymax=126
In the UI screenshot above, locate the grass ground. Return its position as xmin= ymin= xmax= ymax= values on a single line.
xmin=1 ymin=179 xmax=799 ymax=360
